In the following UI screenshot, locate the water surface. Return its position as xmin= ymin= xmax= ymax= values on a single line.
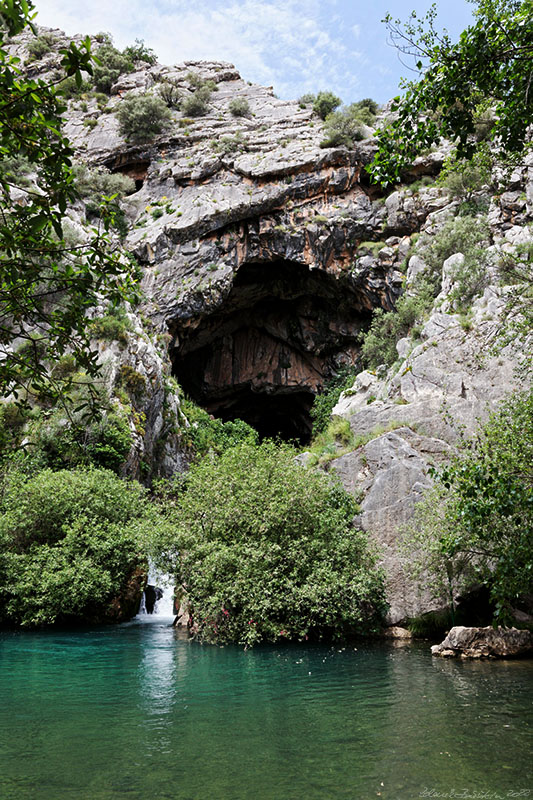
xmin=1 ymin=619 xmax=531 ymax=799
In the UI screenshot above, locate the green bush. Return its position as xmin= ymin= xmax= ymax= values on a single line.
xmin=320 ymin=107 xmax=365 ymax=148
xmin=0 ymin=467 xmax=160 ymax=627
xmin=122 ymin=39 xmax=157 ymax=66
xmin=312 ymin=91 xmax=341 ymax=119
xmin=92 ymin=43 xmax=134 ymax=93
xmin=73 ymin=162 xmax=135 ymax=209
xmin=212 ymin=132 xmax=247 ymax=154
xmin=298 ymin=92 xmax=316 ymax=108
xmin=360 ymin=279 xmax=435 ymax=368
xmin=0 ymin=154 xmax=33 ymax=187
xmin=310 ymin=365 xmax=357 ymax=435
xmin=30 ymin=407 xmax=133 ymax=473
xmin=228 ymin=97 xmax=250 ymax=117
xmin=116 ymin=92 xmax=172 ymax=143
xmin=150 ymin=439 xmax=387 ymax=646
xmin=157 ymin=78 xmax=181 ymax=109
xmin=58 ymin=75 xmax=93 ymax=99
xmin=401 ymin=389 xmax=533 ymax=625
xmin=181 ymin=88 xmax=211 ymax=117
xmin=27 ymin=32 xmax=57 ymax=61
xmin=437 ymin=148 xmax=493 ymax=206
xmin=181 ymin=397 xmax=257 ymax=456
xmin=307 ymin=415 xmax=355 ymax=466
xmin=417 ymin=215 xmax=491 ymax=311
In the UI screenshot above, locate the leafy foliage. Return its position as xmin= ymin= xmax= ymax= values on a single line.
xmin=116 ymin=92 xmax=172 ymax=143
xmin=0 ymin=1 xmax=138 ymax=405
xmin=320 ymin=106 xmax=365 ymax=149
xmin=310 ymin=365 xmax=357 ymax=435
xmin=122 ymin=38 xmax=157 ymax=66
xmin=401 ymin=389 xmax=533 ymax=624
xmin=494 ymin=240 xmax=533 ymax=374
xmin=312 ymin=91 xmax=342 ymax=119
xmin=180 ymin=397 xmax=258 ymax=457
xmin=92 ymin=43 xmax=134 ymax=93
xmin=437 ymin=147 xmax=493 ymax=207
xmin=370 ymin=1 xmax=533 ymax=185
xmin=0 ymin=467 xmax=159 ymax=627
xmin=360 ymin=279 xmax=435 ymax=368
xmin=228 ymin=97 xmax=250 ymax=117
xmin=150 ymin=440 xmax=387 ymax=646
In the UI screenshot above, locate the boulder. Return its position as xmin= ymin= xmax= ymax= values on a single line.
xmin=431 ymin=626 xmax=533 ymax=658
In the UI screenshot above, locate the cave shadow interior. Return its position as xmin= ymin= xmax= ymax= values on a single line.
xmin=172 ymin=259 xmax=369 ymax=446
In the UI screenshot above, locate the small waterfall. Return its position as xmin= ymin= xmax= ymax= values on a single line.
xmin=136 ymin=564 xmax=176 ymax=622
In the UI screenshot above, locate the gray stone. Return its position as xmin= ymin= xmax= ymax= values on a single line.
xmin=431 ymin=626 xmax=533 ymax=658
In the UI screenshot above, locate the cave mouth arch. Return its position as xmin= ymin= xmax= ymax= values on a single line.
xmin=171 ymin=259 xmax=370 ymax=445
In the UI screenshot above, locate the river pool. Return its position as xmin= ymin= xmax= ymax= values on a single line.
xmin=1 ymin=617 xmax=531 ymax=800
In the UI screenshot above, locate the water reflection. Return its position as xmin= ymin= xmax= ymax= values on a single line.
xmin=0 ymin=628 xmax=531 ymax=800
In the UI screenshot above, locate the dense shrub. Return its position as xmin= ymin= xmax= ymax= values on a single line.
xmin=417 ymin=215 xmax=491 ymax=311
xmin=73 ymin=162 xmax=135 ymax=212
xmin=310 ymin=365 xmax=357 ymax=435
xmin=116 ymin=93 xmax=172 ymax=143
xmin=181 ymin=88 xmax=211 ymax=117
xmin=123 ymin=39 xmax=157 ymax=66
xmin=92 ymin=44 xmax=134 ymax=93
xmin=212 ymin=132 xmax=247 ymax=154
xmin=228 ymin=97 xmax=250 ymax=117
xmin=320 ymin=106 xmax=365 ymax=148
xmin=30 ymin=408 xmax=133 ymax=473
xmin=0 ymin=154 xmax=33 ymax=187
xmin=181 ymin=397 xmax=257 ymax=456
xmin=437 ymin=148 xmax=493 ymax=207
xmin=360 ymin=279 xmax=435 ymax=368
xmin=150 ymin=440 xmax=387 ymax=646
xmin=312 ymin=91 xmax=341 ymax=119
xmin=0 ymin=468 xmax=161 ymax=627
xmin=27 ymin=32 xmax=57 ymax=61
xmin=401 ymin=389 xmax=533 ymax=624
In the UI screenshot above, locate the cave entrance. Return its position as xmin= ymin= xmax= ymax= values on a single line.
xmin=171 ymin=260 xmax=370 ymax=445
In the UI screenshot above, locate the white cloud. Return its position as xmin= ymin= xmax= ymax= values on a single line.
xmin=33 ymin=0 xmax=363 ymax=100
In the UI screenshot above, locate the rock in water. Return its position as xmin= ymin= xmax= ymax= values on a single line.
xmin=431 ymin=626 xmax=533 ymax=658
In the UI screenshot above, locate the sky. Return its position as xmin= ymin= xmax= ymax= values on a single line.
xmin=33 ymin=0 xmax=475 ymax=104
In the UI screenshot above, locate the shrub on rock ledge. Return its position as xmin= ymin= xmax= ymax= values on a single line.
xmin=116 ymin=92 xmax=172 ymax=143
xmin=151 ymin=440 xmax=387 ymax=647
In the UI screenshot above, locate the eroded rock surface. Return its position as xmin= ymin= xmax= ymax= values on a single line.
xmin=431 ymin=626 xmax=533 ymax=658
xmin=8 ymin=28 xmax=533 ymax=622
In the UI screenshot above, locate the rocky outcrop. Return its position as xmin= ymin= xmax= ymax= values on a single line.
xmin=330 ymin=216 xmax=532 ymax=624
xmin=8 ymin=29 xmax=532 ymax=622
xmin=431 ymin=626 xmax=533 ymax=658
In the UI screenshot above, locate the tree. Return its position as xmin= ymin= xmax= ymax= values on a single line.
xmin=150 ymin=440 xmax=387 ymax=647
xmin=370 ymin=0 xmax=533 ymax=185
xmin=0 ymin=467 xmax=165 ymax=626
xmin=0 ymin=1 xmax=138 ymax=406
xmin=401 ymin=389 xmax=533 ymax=624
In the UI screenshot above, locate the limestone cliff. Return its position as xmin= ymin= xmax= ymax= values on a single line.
xmin=8 ymin=28 xmax=532 ymax=625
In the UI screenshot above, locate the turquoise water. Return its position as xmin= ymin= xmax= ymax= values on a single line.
xmin=1 ymin=619 xmax=531 ymax=800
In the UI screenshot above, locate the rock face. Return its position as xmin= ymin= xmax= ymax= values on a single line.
xmin=431 ymin=626 xmax=533 ymax=658
xmin=330 ymin=282 xmax=529 ymax=624
xmin=8 ymin=29 xmax=533 ymax=624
